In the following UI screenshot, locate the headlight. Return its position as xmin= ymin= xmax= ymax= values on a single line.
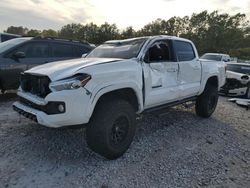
xmin=241 ymin=75 xmax=249 ymax=80
xmin=49 ymin=74 xmax=91 ymax=91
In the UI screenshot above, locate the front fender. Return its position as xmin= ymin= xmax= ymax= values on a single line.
xmin=199 ymin=74 xmax=220 ymax=95
xmin=84 ymin=82 xmax=143 ymax=120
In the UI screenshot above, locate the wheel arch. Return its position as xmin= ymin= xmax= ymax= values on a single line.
xmin=199 ymin=75 xmax=219 ymax=95
xmin=86 ymin=84 xmax=143 ymax=121
xmin=206 ymin=76 xmax=219 ymax=88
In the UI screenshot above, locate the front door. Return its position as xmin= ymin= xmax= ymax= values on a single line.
xmin=1 ymin=41 xmax=50 ymax=90
xmin=143 ymin=40 xmax=180 ymax=109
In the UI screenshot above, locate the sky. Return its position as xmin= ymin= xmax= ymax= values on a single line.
xmin=0 ymin=0 xmax=249 ymax=32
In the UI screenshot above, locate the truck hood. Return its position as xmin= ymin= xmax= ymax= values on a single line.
xmin=25 ymin=58 xmax=122 ymax=81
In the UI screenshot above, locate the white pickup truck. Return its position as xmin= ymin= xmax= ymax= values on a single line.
xmin=13 ymin=36 xmax=226 ymax=159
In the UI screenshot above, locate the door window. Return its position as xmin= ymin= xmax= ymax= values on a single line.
xmin=51 ymin=43 xmax=73 ymax=57
xmin=175 ymin=41 xmax=195 ymax=61
xmin=12 ymin=42 xmax=49 ymax=58
xmin=74 ymin=45 xmax=90 ymax=57
xmin=1 ymin=34 xmax=19 ymax=42
xmin=146 ymin=41 xmax=173 ymax=62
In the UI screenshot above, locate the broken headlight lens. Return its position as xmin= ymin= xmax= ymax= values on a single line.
xmin=241 ymin=75 xmax=249 ymax=80
xmin=49 ymin=74 xmax=91 ymax=91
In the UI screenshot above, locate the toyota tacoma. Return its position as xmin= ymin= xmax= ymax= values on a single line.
xmin=13 ymin=36 xmax=226 ymax=159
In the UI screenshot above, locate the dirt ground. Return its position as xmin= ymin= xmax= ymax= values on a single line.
xmin=0 ymin=94 xmax=249 ymax=188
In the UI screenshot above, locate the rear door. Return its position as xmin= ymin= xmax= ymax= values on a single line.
xmin=143 ymin=40 xmax=180 ymax=108
xmin=50 ymin=42 xmax=75 ymax=62
xmin=173 ymin=40 xmax=201 ymax=98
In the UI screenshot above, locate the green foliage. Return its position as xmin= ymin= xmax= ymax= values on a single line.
xmin=230 ymin=48 xmax=250 ymax=60
xmin=121 ymin=26 xmax=136 ymax=39
xmin=79 ymin=23 xmax=99 ymax=44
xmin=4 ymin=26 xmax=29 ymax=35
xmin=138 ymin=19 xmax=165 ymax=36
xmin=26 ymin=29 xmax=41 ymax=36
xmin=58 ymin=23 xmax=82 ymax=40
xmin=42 ymin=29 xmax=58 ymax=37
xmin=3 ymin=11 xmax=250 ymax=59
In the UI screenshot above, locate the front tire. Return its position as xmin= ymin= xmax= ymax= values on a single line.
xmin=0 ymin=79 xmax=4 ymax=94
xmin=195 ymin=84 xmax=219 ymax=118
xmin=86 ymin=99 xmax=136 ymax=160
xmin=244 ymin=83 xmax=250 ymax=99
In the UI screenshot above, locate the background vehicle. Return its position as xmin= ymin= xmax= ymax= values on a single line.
xmin=220 ymin=63 xmax=250 ymax=98
xmin=200 ymin=53 xmax=231 ymax=62
xmin=0 ymin=33 xmax=20 ymax=43
xmin=13 ymin=36 xmax=226 ymax=159
xmin=0 ymin=37 xmax=94 ymax=92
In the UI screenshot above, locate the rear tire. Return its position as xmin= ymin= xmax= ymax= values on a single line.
xmin=86 ymin=99 xmax=136 ymax=160
xmin=195 ymin=84 xmax=218 ymax=118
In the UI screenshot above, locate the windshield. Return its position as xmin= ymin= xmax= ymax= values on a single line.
xmin=0 ymin=38 xmax=31 ymax=54
xmin=87 ymin=38 xmax=147 ymax=59
xmin=227 ymin=64 xmax=250 ymax=75
xmin=201 ymin=54 xmax=222 ymax=61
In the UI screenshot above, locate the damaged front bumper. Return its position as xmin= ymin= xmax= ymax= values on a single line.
xmin=13 ymin=89 xmax=91 ymax=128
xmin=220 ymin=78 xmax=248 ymax=96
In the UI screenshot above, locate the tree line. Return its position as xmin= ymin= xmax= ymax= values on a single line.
xmin=4 ymin=11 xmax=250 ymax=59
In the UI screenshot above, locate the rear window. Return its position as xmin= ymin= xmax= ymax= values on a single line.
xmin=1 ymin=34 xmax=19 ymax=42
xmin=0 ymin=38 xmax=30 ymax=54
xmin=227 ymin=64 xmax=250 ymax=75
xmin=51 ymin=43 xmax=74 ymax=57
xmin=175 ymin=41 xmax=195 ymax=61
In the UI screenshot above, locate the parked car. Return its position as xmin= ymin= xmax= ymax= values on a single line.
xmin=13 ymin=35 xmax=226 ymax=159
xmin=0 ymin=33 xmax=20 ymax=43
xmin=220 ymin=63 xmax=250 ymax=98
xmin=200 ymin=53 xmax=231 ymax=62
xmin=0 ymin=37 xmax=94 ymax=92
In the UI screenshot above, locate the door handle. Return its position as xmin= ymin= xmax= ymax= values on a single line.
xmin=193 ymin=66 xmax=200 ymax=70
xmin=167 ymin=68 xmax=178 ymax=72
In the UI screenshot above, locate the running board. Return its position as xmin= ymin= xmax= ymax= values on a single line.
xmin=143 ymin=96 xmax=197 ymax=114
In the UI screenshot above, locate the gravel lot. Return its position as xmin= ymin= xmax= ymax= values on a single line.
xmin=0 ymin=94 xmax=249 ymax=188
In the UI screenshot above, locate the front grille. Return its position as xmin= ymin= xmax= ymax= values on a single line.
xmin=20 ymin=73 xmax=51 ymax=98
xmin=18 ymin=96 xmax=65 ymax=115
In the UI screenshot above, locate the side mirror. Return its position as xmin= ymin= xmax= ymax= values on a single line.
xmin=13 ymin=51 xmax=25 ymax=59
xmin=82 ymin=53 xmax=88 ymax=58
